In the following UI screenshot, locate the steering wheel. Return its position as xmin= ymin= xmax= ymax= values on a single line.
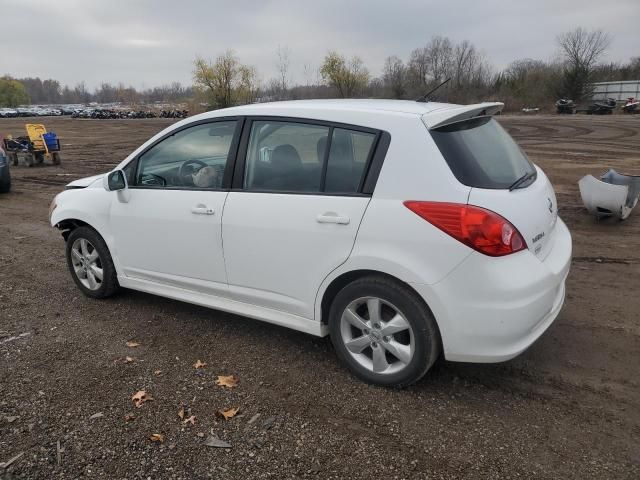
xmin=179 ymin=159 xmax=207 ymax=186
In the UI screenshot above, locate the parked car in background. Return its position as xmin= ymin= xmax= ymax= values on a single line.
xmin=0 ymin=145 xmax=11 ymax=193
xmin=0 ymin=108 xmax=19 ymax=118
xmin=49 ymin=99 xmax=572 ymax=387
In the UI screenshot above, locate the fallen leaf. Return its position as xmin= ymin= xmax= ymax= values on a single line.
xmin=177 ymin=406 xmax=185 ymax=420
xmin=154 ymin=370 xmax=162 ymax=376
xmin=215 ymin=375 xmax=239 ymax=388
xmin=126 ymin=341 xmax=140 ymax=348
xmin=149 ymin=433 xmax=165 ymax=443
xmin=204 ymin=435 xmax=232 ymax=448
xmin=124 ymin=414 xmax=136 ymax=422
xmin=131 ymin=390 xmax=153 ymax=408
xmin=183 ymin=415 xmax=196 ymax=425
xmin=125 ymin=356 xmax=135 ymax=363
xmin=193 ymin=359 xmax=207 ymax=369
xmin=215 ymin=406 xmax=240 ymax=420
xmin=89 ymin=412 xmax=104 ymax=420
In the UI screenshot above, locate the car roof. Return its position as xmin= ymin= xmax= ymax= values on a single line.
xmin=191 ymin=99 xmax=505 ymax=128
xmin=199 ymin=99 xmax=459 ymax=119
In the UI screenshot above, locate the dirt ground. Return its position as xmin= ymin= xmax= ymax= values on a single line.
xmin=0 ymin=114 xmax=639 ymax=480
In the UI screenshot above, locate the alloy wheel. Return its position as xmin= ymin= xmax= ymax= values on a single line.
xmin=339 ymin=296 xmax=415 ymax=375
xmin=70 ymin=238 xmax=103 ymax=291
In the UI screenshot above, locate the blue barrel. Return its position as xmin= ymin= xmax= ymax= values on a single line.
xmin=42 ymin=132 xmax=59 ymax=151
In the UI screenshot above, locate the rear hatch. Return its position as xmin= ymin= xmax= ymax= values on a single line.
xmin=429 ymin=115 xmax=558 ymax=259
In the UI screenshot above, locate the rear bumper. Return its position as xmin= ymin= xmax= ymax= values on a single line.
xmin=411 ymin=218 xmax=572 ymax=363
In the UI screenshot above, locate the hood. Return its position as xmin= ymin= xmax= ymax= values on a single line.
xmin=66 ymin=174 xmax=104 ymax=189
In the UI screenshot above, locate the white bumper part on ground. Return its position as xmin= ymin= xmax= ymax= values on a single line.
xmin=412 ymin=218 xmax=572 ymax=363
xmin=579 ymin=169 xmax=640 ymax=220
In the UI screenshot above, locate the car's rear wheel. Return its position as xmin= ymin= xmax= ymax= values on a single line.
xmin=329 ymin=276 xmax=440 ymax=387
xmin=65 ymin=227 xmax=119 ymax=299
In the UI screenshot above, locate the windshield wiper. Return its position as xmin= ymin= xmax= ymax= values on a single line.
xmin=509 ymin=171 xmax=535 ymax=191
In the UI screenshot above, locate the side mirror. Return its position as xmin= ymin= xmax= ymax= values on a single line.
xmin=104 ymin=170 xmax=127 ymax=191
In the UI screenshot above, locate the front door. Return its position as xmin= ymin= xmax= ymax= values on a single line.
xmin=109 ymin=119 xmax=240 ymax=296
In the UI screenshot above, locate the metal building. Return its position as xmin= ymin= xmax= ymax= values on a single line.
xmin=592 ymin=80 xmax=640 ymax=101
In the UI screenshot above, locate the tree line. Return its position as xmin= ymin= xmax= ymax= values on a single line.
xmin=192 ymin=28 xmax=639 ymax=111
xmin=2 ymin=27 xmax=639 ymax=110
xmin=0 ymin=77 xmax=194 ymax=107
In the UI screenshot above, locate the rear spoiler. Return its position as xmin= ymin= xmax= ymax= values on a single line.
xmin=422 ymin=102 xmax=504 ymax=130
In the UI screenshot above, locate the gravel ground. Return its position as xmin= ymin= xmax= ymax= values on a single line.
xmin=0 ymin=115 xmax=639 ymax=479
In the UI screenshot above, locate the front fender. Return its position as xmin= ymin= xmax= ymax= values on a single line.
xmin=50 ymin=188 xmax=115 ymax=257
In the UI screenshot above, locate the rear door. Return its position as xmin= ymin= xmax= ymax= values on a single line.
xmin=221 ymin=118 xmax=381 ymax=319
xmin=430 ymin=116 xmax=558 ymax=259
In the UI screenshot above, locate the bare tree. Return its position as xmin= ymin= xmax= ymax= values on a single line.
xmin=427 ymin=36 xmax=454 ymax=83
xmin=382 ymin=55 xmax=407 ymax=98
xmin=453 ymin=40 xmax=476 ymax=87
xmin=275 ymin=45 xmax=291 ymax=99
xmin=302 ymin=63 xmax=314 ymax=87
xmin=556 ymin=28 xmax=612 ymax=100
xmin=408 ymin=47 xmax=429 ymax=88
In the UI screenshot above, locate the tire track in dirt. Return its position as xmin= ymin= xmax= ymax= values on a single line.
xmin=506 ymin=122 xmax=594 ymax=140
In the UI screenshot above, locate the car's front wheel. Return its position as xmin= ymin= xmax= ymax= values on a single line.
xmin=329 ymin=276 xmax=441 ymax=387
xmin=65 ymin=226 xmax=119 ymax=299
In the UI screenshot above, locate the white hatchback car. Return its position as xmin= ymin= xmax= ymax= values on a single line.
xmin=50 ymin=100 xmax=572 ymax=387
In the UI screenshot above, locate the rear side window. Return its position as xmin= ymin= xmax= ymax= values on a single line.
xmin=325 ymin=129 xmax=376 ymax=193
xmin=244 ymin=121 xmax=329 ymax=192
xmin=430 ymin=116 xmax=536 ymax=189
xmin=243 ymin=120 xmax=378 ymax=194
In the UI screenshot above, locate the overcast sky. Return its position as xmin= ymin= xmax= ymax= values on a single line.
xmin=1 ymin=0 xmax=638 ymax=90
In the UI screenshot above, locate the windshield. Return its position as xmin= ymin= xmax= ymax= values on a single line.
xmin=430 ymin=116 xmax=536 ymax=189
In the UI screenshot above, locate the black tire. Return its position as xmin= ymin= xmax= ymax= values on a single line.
xmin=65 ymin=226 xmax=119 ymax=299
xmin=9 ymin=152 xmax=19 ymax=166
xmin=328 ymin=275 xmax=441 ymax=388
xmin=25 ymin=153 xmax=35 ymax=167
xmin=0 ymin=174 xmax=10 ymax=193
xmin=35 ymin=153 xmax=44 ymax=164
xmin=52 ymin=152 xmax=61 ymax=165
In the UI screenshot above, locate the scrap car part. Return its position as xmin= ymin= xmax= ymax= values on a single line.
xmin=579 ymin=169 xmax=640 ymax=220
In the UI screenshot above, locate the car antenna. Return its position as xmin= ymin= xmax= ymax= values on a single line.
xmin=415 ymin=78 xmax=451 ymax=103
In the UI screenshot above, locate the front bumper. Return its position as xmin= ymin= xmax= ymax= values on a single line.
xmin=411 ymin=218 xmax=572 ymax=363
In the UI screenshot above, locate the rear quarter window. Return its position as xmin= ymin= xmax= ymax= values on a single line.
xmin=430 ymin=116 xmax=536 ymax=189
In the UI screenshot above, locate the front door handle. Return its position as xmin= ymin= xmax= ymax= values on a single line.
xmin=191 ymin=205 xmax=215 ymax=215
xmin=316 ymin=212 xmax=350 ymax=225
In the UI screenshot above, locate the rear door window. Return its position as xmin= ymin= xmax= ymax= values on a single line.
xmin=243 ymin=120 xmax=378 ymax=194
xmin=244 ymin=121 xmax=328 ymax=192
xmin=430 ymin=116 xmax=536 ymax=189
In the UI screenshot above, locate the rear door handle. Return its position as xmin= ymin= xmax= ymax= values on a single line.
xmin=191 ymin=205 xmax=215 ymax=215
xmin=316 ymin=212 xmax=350 ymax=225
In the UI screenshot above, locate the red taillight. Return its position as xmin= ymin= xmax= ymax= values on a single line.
xmin=403 ymin=201 xmax=527 ymax=257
